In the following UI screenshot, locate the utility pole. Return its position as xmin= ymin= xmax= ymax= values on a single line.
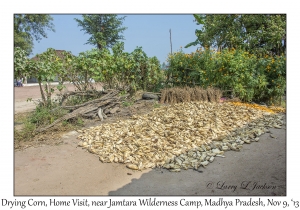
xmin=168 ymin=29 xmax=173 ymax=85
xmin=169 ymin=29 xmax=173 ymax=54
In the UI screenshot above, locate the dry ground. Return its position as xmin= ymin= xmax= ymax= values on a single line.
xmin=13 ymin=84 xmax=286 ymax=196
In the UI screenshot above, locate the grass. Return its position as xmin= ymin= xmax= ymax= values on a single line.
xmin=14 ymin=102 xmax=85 ymax=143
xmin=28 ymin=105 xmax=68 ymax=127
xmin=14 ymin=119 xmax=36 ymax=142
xmin=119 ymin=90 xmax=128 ymax=96
xmin=122 ymin=100 xmax=134 ymax=107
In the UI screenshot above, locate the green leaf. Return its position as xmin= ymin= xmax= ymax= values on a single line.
xmin=193 ymin=14 xmax=205 ymax=24
xmin=184 ymin=40 xmax=200 ymax=48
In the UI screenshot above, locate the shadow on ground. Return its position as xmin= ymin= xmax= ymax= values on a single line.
xmin=109 ymin=118 xmax=286 ymax=196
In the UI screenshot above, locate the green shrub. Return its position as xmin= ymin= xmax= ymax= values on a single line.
xmin=167 ymin=47 xmax=286 ymax=103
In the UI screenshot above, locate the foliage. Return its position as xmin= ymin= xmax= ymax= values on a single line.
xmin=25 ymin=48 xmax=65 ymax=106
xmin=60 ymin=42 xmax=164 ymax=92
xmin=14 ymin=105 xmax=79 ymax=142
xmin=14 ymin=14 xmax=55 ymax=55
xmin=16 ymin=41 xmax=164 ymax=107
xmin=186 ymin=14 xmax=286 ymax=57
xmin=167 ymin=47 xmax=286 ymax=104
xmin=14 ymin=118 xmax=36 ymax=142
xmin=122 ymin=100 xmax=134 ymax=107
xmin=14 ymin=47 xmax=28 ymax=78
xmin=28 ymin=105 xmax=67 ymax=127
xmin=75 ymin=14 xmax=127 ymax=50
xmin=102 ymin=43 xmax=164 ymax=92
xmin=63 ymin=49 xmax=103 ymax=91
xmin=153 ymin=101 xmax=161 ymax=109
xmin=121 ymin=46 xmax=164 ymax=92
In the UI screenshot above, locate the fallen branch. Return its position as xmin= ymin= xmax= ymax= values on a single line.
xmin=37 ymin=90 xmax=129 ymax=132
xmin=62 ymin=97 xmax=113 ymax=110
xmin=59 ymin=90 xmax=104 ymax=105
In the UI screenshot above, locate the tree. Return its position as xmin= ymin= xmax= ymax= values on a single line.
xmin=75 ymin=15 xmax=127 ymax=50
xmin=185 ymin=14 xmax=286 ymax=56
xmin=14 ymin=47 xmax=28 ymax=79
xmin=26 ymin=48 xmax=65 ymax=107
xmin=14 ymin=14 xmax=55 ymax=55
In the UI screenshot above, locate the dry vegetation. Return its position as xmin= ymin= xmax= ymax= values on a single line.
xmin=160 ymin=86 xmax=222 ymax=104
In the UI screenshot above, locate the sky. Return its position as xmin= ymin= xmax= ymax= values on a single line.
xmin=31 ymin=14 xmax=200 ymax=64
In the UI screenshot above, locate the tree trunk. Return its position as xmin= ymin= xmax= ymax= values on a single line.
xmin=84 ymin=70 xmax=88 ymax=91
xmin=97 ymin=43 xmax=102 ymax=50
xmin=38 ymin=80 xmax=46 ymax=105
xmin=45 ymin=83 xmax=51 ymax=107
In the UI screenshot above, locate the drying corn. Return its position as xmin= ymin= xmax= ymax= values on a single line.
xmin=77 ymin=101 xmax=284 ymax=172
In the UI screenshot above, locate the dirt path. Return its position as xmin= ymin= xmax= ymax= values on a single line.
xmin=14 ymin=85 xmax=286 ymax=196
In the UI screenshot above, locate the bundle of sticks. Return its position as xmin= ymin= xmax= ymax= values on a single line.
xmin=36 ymin=89 xmax=129 ymax=133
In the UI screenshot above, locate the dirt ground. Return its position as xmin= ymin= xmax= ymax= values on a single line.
xmin=14 ymin=83 xmax=103 ymax=114
xmin=13 ymin=85 xmax=286 ymax=196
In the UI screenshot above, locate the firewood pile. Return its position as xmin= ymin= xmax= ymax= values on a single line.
xmin=36 ymin=89 xmax=130 ymax=133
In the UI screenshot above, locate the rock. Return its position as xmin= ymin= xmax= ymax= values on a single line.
xmin=110 ymin=107 xmax=119 ymax=114
xmin=142 ymin=93 xmax=159 ymax=100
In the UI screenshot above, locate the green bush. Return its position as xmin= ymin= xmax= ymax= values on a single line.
xmin=167 ymin=47 xmax=286 ymax=103
xmin=28 ymin=105 xmax=67 ymax=127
